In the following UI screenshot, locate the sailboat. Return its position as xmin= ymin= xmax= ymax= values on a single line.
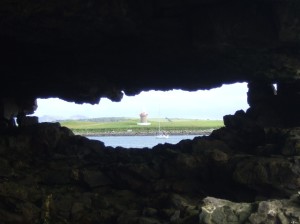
xmin=156 ymin=120 xmax=169 ymax=139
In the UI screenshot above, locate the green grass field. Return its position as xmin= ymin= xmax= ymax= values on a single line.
xmin=60 ymin=118 xmax=224 ymax=134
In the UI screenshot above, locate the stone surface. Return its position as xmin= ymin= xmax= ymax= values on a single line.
xmin=0 ymin=1 xmax=300 ymax=104
xmin=0 ymin=122 xmax=299 ymax=223
xmin=200 ymin=196 xmax=300 ymax=224
xmin=1 ymin=2 xmax=300 ymax=222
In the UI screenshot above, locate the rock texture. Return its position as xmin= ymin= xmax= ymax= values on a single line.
xmin=0 ymin=0 xmax=300 ymax=103
xmin=0 ymin=122 xmax=300 ymax=223
xmin=200 ymin=196 xmax=300 ymax=224
xmin=1 ymin=1 xmax=300 ymax=223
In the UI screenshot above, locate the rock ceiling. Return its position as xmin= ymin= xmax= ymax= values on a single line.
xmin=1 ymin=0 xmax=300 ymax=104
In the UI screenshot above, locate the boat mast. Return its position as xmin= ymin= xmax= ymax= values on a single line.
xmin=158 ymin=120 xmax=161 ymax=133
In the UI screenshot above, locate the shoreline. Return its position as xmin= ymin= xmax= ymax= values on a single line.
xmin=74 ymin=129 xmax=215 ymax=137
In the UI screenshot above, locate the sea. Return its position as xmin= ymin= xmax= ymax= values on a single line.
xmin=87 ymin=135 xmax=201 ymax=149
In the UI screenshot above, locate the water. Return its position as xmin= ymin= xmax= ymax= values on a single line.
xmin=87 ymin=135 xmax=200 ymax=148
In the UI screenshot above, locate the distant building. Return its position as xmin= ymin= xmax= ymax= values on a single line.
xmin=137 ymin=111 xmax=151 ymax=126
xmin=140 ymin=111 xmax=148 ymax=123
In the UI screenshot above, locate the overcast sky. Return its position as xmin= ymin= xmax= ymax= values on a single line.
xmin=33 ymin=82 xmax=249 ymax=120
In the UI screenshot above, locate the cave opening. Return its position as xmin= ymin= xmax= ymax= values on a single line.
xmin=2 ymin=0 xmax=300 ymax=221
xmin=1 ymin=80 xmax=300 ymax=223
xmin=32 ymin=82 xmax=249 ymax=148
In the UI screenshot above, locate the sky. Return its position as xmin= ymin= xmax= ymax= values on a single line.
xmin=33 ymin=82 xmax=249 ymax=120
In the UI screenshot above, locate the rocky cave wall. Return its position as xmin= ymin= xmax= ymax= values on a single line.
xmin=1 ymin=0 xmax=300 ymax=223
xmin=1 ymin=0 xmax=300 ymax=127
xmin=1 ymin=0 xmax=300 ymax=103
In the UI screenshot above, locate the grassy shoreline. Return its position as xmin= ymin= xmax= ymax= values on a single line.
xmin=72 ymin=129 xmax=215 ymax=137
xmin=60 ymin=118 xmax=224 ymax=136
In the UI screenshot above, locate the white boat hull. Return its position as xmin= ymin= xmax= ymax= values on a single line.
xmin=156 ymin=135 xmax=169 ymax=139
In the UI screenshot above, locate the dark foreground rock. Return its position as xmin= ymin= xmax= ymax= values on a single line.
xmin=200 ymin=195 xmax=300 ymax=224
xmin=0 ymin=122 xmax=300 ymax=223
